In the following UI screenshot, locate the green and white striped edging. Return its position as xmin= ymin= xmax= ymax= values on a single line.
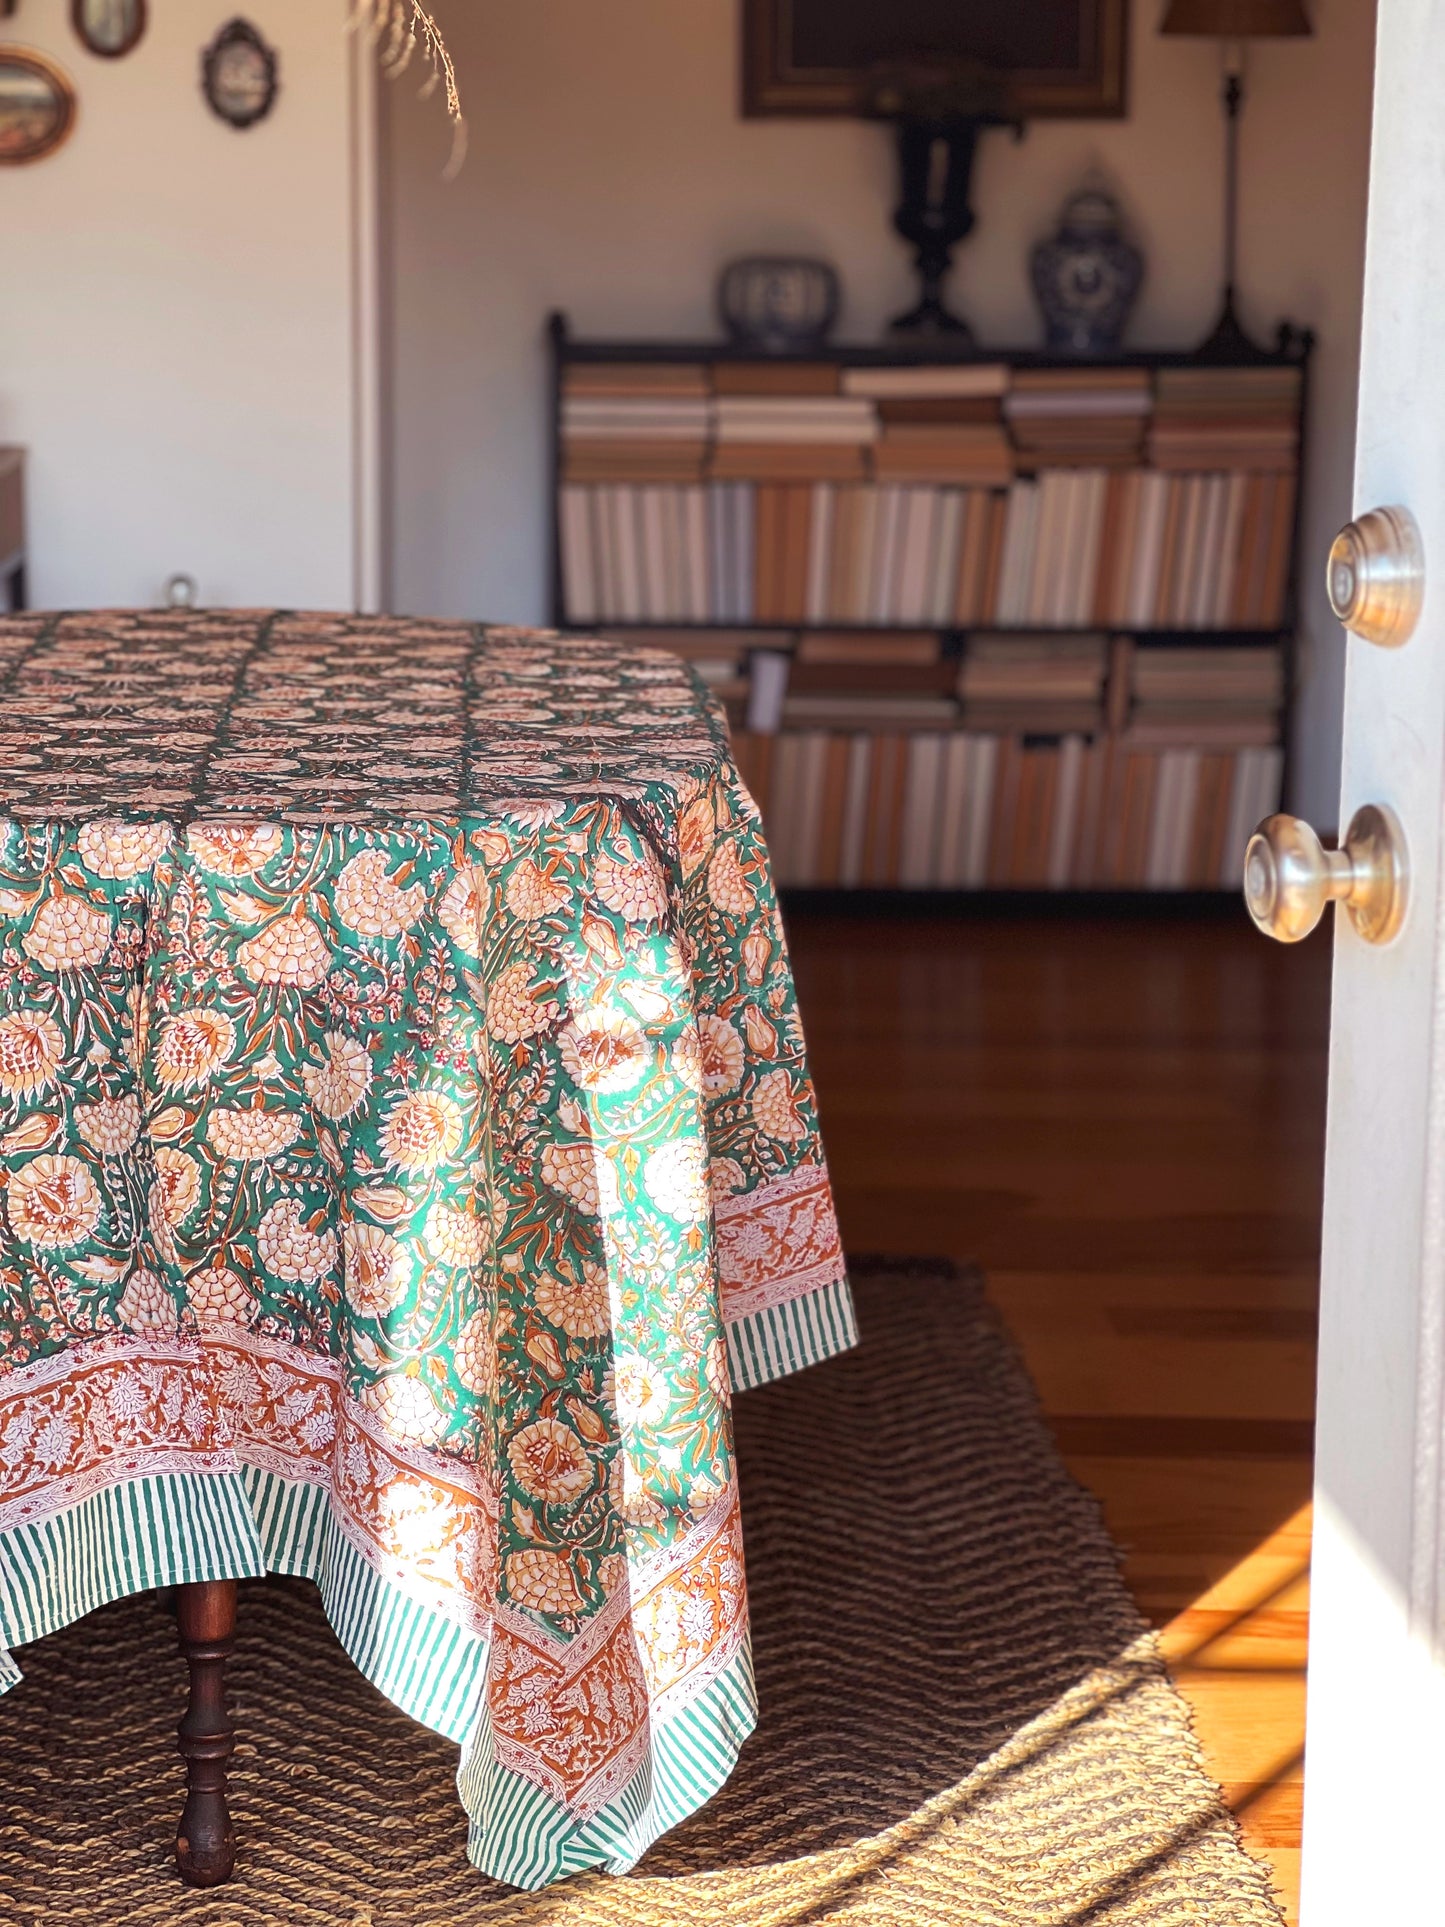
xmin=458 ymin=1639 xmax=757 ymax=1889
xmin=0 ymin=1469 xmax=264 ymax=1658
xmin=0 ymin=1464 xmax=761 ymax=1891
xmin=240 ymin=1464 xmax=488 ymax=1745
xmin=726 ymin=1272 xmax=857 ymax=1391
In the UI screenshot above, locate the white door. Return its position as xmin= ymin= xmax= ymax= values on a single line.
xmin=1272 ymin=0 xmax=1445 ymax=1916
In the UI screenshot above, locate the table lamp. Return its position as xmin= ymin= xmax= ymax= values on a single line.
xmin=1160 ymin=0 xmax=1312 ymax=358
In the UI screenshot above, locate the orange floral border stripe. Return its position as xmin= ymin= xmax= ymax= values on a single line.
xmin=714 ymin=1163 xmax=846 ymax=1322
xmin=0 ymin=1330 xmax=749 ymax=1815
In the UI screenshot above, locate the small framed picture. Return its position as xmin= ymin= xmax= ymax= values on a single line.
xmin=202 ymin=17 xmax=278 ymax=130
xmin=0 ymin=47 xmax=77 ymax=166
xmin=72 ymin=0 xmax=148 ymax=60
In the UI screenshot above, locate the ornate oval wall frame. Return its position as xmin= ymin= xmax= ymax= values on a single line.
xmin=72 ymin=0 xmax=148 ymax=60
xmin=0 ymin=47 xmax=78 ymax=166
xmin=202 ymin=18 xmax=279 ymax=131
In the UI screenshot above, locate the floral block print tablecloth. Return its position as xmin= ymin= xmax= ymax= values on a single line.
xmin=0 ymin=611 xmax=853 ymax=1889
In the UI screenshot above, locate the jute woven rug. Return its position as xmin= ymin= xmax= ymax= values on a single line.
xmin=0 ymin=1260 xmax=1285 ymax=1925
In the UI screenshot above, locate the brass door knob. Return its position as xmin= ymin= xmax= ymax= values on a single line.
xmin=1327 ymin=506 xmax=1424 ymax=647
xmin=1244 ymin=805 xmax=1408 ymax=945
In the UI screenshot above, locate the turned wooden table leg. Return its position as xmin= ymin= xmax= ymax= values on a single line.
xmin=174 ymin=1578 xmax=237 ymax=1888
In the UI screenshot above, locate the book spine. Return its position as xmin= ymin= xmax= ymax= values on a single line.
xmin=1190 ymin=752 xmax=1232 ymax=885
xmin=1027 ymin=472 xmax=1064 ymax=626
xmin=986 ymin=736 xmax=1024 ymax=883
xmin=936 ymin=732 xmax=972 ymax=886
xmin=690 ymin=485 xmax=711 ymax=622
xmin=1193 ymin=477 xmax=1227 ymax=629
xmin=659 ymin=485 xmax=682 ymax=621
xmin=931 ymin=489 xmax=965 ymax=628
xmin=1132 ymin=474 xmax=1169 ymax=628
xmin=735 ymin=483 xmax=756 ymax=623
xmin=1214 ymin=473 xmax=1247 ymax=629
xmin=1048 ymin=734 xmax=1087 ymax=887
xmin=1075 ymin=471 xmax=1108 ymax=627
xmin=1120 ymin=752 xmax=1159 ymax=885
xmin=899 ymin=733 xmax=946 ymax=885
xmin=1015 ymin=744 xmax=1058 ymax=885
xmin=1262 ymin=473 xmax=1298 ymax=626
xmin=559 ymin=485 xmax=596 ymax=623
xmin=981 ymin=492 xmax=1009 ymax=625
xmin=1152 ymin=478 xmax=1185 ymax=628
xmin=828 ymin=487 xmax=858 ymax=624
xmin=871 ymin=485 xmax=906 ymax=625
xmin=897 ymin=487 xmax=939 ymax=628
xmin=816 ymin=734 xmax=852 ymax=885
xmin=849 ymin=488 xmax=878 ymax=624
xmin=747 ymin=648 xmax=790 ymax=733
xmin=780 ymin=485 xmax=813 ymax=623
xmin=805 ymin=484 xmax=834 ymax=625
xmin=1108 ymin=470 xmax=1140 ymax=628
xmin=839 ymin=734 xmax=873 ymax=886
xmin=882 ymin=734 xmax=911 ymax=882
xmin=768 ymin=732 xmax=802 ymax=884
xmin=707 ymin=483 xmax=729 ymax=623
xmin=961 ymin=736 xmax=998 ymax=885
xmin=754 ymin=484 xmax=783 ymax=623
xmin=953 ymin=488 xmax=985 ymax=625
xmin=1073 ymin=736 xmax=1110 ymax=885
xmin=860 ymin=734 xmax=897 ymax=883
xmin=794 ymin=732 xmax=830 ymax=884
xmin=997 ymin=482 xmax=1039 ymax=626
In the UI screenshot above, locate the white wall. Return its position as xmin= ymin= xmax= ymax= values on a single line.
xmin=382 ymin=0 xmax=1376 ymax=824
xmin=0 ymin=0 xmax=362 ymax=612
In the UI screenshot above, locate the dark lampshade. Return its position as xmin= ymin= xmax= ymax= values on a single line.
xmin=1160 ymin=0 xmax=1311 ymax=34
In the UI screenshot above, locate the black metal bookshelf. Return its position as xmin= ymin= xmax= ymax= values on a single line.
xmin=545 ymin=310 xmax=1313 ymax=894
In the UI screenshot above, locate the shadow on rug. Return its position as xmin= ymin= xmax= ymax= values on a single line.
xmin=0 ymin=1259 xmax=1284 ymax=1925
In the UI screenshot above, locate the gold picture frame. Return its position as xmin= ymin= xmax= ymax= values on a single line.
xmin=0 ymin=47 xmax=78 ymax=166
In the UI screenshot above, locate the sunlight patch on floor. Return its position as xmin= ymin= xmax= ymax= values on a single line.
xmin=1161 ymin=1501 xmax=1312 ymax=1927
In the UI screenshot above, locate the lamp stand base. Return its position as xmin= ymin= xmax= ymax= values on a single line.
xmin=888 ymin=294 xmax=975 ymax=343
xmin=1192 ymin=285 xmax=1270 ymax=363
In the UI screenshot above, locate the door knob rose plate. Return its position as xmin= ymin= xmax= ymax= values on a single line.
xmin=1327 ymin=506 xmax=1424 ymax=648
xmin=1245 ymin=804 xmax=1408 ymax=946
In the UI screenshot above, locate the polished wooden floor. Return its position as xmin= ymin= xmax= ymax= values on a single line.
xmin=786 ymin=905 xmax=1329 ymax=1924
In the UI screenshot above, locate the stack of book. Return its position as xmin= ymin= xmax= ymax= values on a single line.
xmin=840 ymin=364 xmax=1014 ymax=486
xmin=1150 ymin=366 xmax=1302 ymax=470
xmin=731 ymin=727 xmax=1283 ymax=891
xmin=1004 ymin=369 xmax=1151 ymax=467
xmin=741 ymin=632 xmax=960 ymax=734
xmin=713 ymin=364 xmax=876 ymax=482
xmin=1126 ymin=642 xmax=1284 ymax=746
xmin=957 ymin=633 xmax=1108 ymax=735
xmin=560 ymin=363 xmax=710 ymax=482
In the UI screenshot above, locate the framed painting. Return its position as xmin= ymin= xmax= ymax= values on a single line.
xmin=742 ymin=0 xmax=1129 ymax=119
xmin=0 ymin=48 xmax=77 ymax=165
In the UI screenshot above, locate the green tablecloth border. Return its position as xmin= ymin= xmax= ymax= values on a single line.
xmin=0 ymin=1458 xmax=762 ymax=1888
